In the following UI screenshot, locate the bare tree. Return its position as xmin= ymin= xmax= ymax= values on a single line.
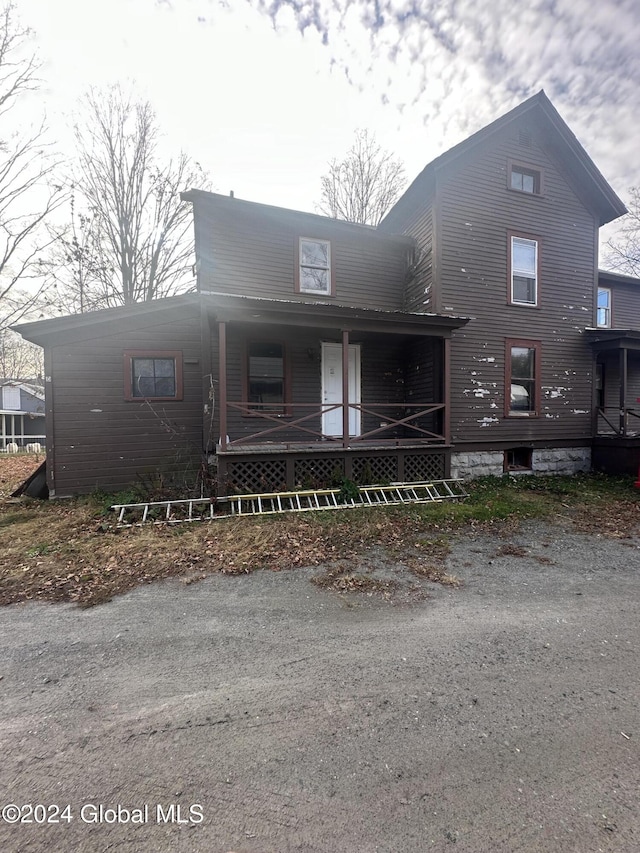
xmin=0 ymin=328 xmax=42 ymax=379
xmin=318 ymin=129 xmax=406 ymax=226
xmin=46 ymin=85 xmax=208 ymax=310
xmin=0 ymin=2 xmax=64 ymax=330
xmin=605 ymin=187 xmax=640 ymax=276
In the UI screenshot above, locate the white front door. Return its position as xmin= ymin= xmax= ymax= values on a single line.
xmin=321 ymin=342 xmax=361 ymax=437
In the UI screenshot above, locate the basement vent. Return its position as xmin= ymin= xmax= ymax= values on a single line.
xmin=518 ymin=129 xmax=533 ymax=148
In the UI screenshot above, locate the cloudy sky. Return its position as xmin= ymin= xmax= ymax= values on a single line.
xmin=15 ymin=0 xmax=640 ymax=246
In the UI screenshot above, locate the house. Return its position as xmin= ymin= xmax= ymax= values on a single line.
xmin=13 ymin=91 xmax=632 ymax=497
xmin=588 ymin=269 xmax=640 ymax=475
xmin=0 ymin=380 xmax=45 ymax=451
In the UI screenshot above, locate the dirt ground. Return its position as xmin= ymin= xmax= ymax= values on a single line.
xmin=1 ymin=517 xmax=639 ymax=853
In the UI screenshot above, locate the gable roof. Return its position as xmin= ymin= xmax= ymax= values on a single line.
xmin=380 ymin=90 xmax=626 ymax=230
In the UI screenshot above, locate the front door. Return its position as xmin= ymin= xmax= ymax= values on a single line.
xmin=321 ymin=342 xmax=361 ymax=437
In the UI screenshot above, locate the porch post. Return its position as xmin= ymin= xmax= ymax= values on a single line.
xmin=619 ymin=347 xmax=628 ymax=436
xmin=443 ymin=337 xmax=451 ymax=444
xmin=200 ymin=303 xmax=213 ymax=453
xmin=342 ymin=329 xmax=350 ymax=449
xmin=218 ymin=321 xmax=228 ymax=450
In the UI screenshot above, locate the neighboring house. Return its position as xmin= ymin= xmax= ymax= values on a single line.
xmin=13 ymin=90 xmax=635 ymax=497
xmin=587 ymin=270 xmax=640 ymax=474
xmin=0 ymin=380 xmax=45 ymax=450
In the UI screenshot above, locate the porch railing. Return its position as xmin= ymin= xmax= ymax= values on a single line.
xmin=218 ymin=402 xmax=446 ymax=450
xmin=0 ymin=434 xmax=46 ymax=450
xmin=596 ymin=407 xmax=640 ymax=437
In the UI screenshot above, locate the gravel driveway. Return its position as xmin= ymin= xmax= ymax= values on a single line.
xmin=1 ymin=519 xmax=639 ymax=853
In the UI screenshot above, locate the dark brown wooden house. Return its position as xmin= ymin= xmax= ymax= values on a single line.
xmin=380 ymin=90 xmax=626 ymax=478
xmin=15 ymin=91 xmax=631 ymax=497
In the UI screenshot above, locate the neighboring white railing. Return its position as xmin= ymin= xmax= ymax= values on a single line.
xmin=0 ymin=436 xmax=46 ymax=452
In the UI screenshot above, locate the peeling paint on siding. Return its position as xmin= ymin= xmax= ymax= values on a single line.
xmin=544 ymin=387 xmax=569 ymax=399
xmin=478 ymin=417 xmax=499 ymax=427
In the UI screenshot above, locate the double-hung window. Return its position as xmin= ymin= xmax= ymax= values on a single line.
xmin=597 ymin=287 xmax=612 ymax=328
xmin=297 ymin=238 xmax=333 ymax=296
xmin=246 ymin=342 xmax=288 ymax=414
xmin=509 ymin=234 xmax=539 ymax=306
xmin=506 ymin=339 xmax=540 ymax=417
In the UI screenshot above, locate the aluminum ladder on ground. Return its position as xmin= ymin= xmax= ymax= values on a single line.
xmin=111 ymin=479 xmax=468 ymax=526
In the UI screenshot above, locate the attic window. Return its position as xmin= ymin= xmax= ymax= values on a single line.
xmin=297 ymin=238 xmax=334 ymax=296
xmin=124 ymin=350 xmax=183 ymax=401
xmin=508 ymin=161 xmax=542 ymax=195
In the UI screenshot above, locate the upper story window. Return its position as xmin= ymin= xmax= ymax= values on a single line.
xmin=505 ymin=339 xmax=541 ymax=417
xmin=124 ymin=350 xmax=183 ymax=401
xmin=297 ymin=238 xmax=333 ymax=296
xmin=509 ymin=234 xmax=539 ymax=307
xmin=597 ymin=287 xmax=612 ymax=328
xmin=1 ymin=385 xmax=21 ymax=410
xmin=508 ymin=160 xmax=542 ymax=195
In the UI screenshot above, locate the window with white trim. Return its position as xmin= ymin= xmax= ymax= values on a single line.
xmin=298 ymin=238 xmax=332 ymax=296
xmin=597 ymin=287 xmax=611 ymax=328
xmin=510 ymin=236 xmax=538 ymax=306
xmin=2 ymin=385 xmax=21 ymax=410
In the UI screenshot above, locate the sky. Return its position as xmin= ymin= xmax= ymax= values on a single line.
xmin=13 ymin=0 xmax=640 ymax=249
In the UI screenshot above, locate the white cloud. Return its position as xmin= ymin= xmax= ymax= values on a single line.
xmin=13 ymin=0 xmax=640 ymax=242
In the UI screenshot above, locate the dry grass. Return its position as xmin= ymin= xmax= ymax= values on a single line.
xmin=2 ymin=457 xmax=640 ymax=608
xmin=0 ymin=455 xmax=458 ymax=606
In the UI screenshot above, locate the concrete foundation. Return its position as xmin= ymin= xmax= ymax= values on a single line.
xmin=451 ymin=447 xmax=592 ymax=480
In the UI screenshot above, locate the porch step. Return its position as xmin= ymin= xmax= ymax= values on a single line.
xmin=111 ymin=479 xmax=468 ymax=526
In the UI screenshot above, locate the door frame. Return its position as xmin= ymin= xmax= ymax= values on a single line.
xmin=321 ymin=341 xmax=361 ymax=438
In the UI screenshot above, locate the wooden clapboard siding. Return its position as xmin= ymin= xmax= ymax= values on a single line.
xmin=386 ymin=118 xmax=598 ymax=449
xmin=191 ymin=193 xmax=410 ymax=311
xmin=49 ymin=311 xmax=203 ymax=495
xmin=598 ymin=272 xmax=640 ymax=329
xmin=436 ymin=118 xmax=597 ymax=446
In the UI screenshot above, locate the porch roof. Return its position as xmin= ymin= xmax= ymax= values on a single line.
xmin=585 ymin=328 xmax=640 ymax=353
xmin=201 ymin=291 xmax=469 ymax=337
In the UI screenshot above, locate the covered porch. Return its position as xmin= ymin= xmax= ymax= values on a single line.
xmin=200 ymin=293 xmax=468 ymax=494
xmin=588 ymin=329 xmax=640 ymax=476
